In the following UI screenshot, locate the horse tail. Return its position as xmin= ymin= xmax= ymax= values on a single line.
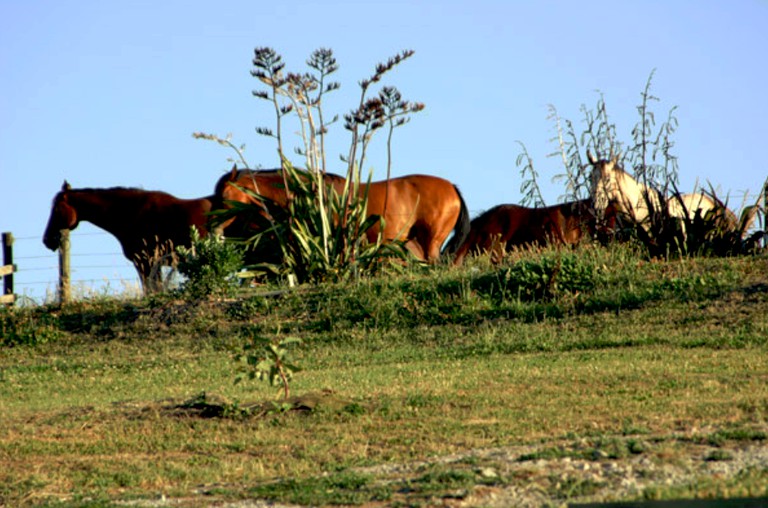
xmin=442 ymin=185 xmax=471 ymax=256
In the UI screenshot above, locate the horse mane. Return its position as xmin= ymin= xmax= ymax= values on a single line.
xmin=71 ymin=186 xmax=150 ymax=193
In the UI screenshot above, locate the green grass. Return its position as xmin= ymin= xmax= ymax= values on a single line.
xmin=1 ymin=245 xmax=767 ymax=506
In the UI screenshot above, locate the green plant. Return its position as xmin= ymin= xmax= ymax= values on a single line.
xmin=199 ymin=47 xmax=421 ymax=283
xmin=234 ymin=160 xmax=409 ymax=284
xmin=0 ymin=306 xmax=62 ymax=346
xmin=473 ymin=250 xmax=599 ymax=302
xmin=516 ymin=141 xmax=546 ymax=207
xmin=235 ymin=332 xmax=302 ymax=400
xmin=247 ymin=472 xmax=387 ymax=506
xmin=176 ymin=227 xmax=244 ymax=299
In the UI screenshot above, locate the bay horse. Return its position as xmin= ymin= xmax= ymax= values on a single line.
xmin=213 ymin=167 xmax=470 ymax=262
xmin=452 ymin=199 xmax=617 ymax=265
xmin=43 ymin=181 xmax=214 ymax=293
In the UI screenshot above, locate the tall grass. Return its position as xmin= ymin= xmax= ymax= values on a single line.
xmin=518 ymin=71 xmax=766 ymax=259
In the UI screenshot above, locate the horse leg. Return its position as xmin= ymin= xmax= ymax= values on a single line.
xmin=133 ymin=260 xmax=152 ymax=296
xmin=424 ymin=237 xmax=442 ymax=263
xmin=404 ymin=240 xmax=425 ymax=261
xmin=413 ymin=222 xmax=444 ymax=263
xmin=425 ymin=209 xmax=463 ymax=262
xmin=451 ymin=230 xmax=475 ymax=266
xmin=401 ymin=222 xmax=429 ymax=261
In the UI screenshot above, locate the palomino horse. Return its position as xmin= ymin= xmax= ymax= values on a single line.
xmin=452 ymin=199 xmax=616 ymax=265
xmin=589 ymin=153 xmax=742 ymax=233
xmin=667 ymin=192 xmax=739 ymax=230
xmin=213 ymin=168 xmax=470 ymax=262
xmin=43 ymin=181 xmax=213 ymax=293
xmin=588 ymin=152 xmax=663 ymax=226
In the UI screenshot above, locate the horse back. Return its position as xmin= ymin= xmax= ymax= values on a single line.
xmin=132 ymin=192 xmax=213 ymax=248
xmin=452 ymin=204 xmax=530 ymax=264
xmin=365 ymin=174 xmax=455 ymax=213
xmin=453 ymin=200 xmax=598 ymax=265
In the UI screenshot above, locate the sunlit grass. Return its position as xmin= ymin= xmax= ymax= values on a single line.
xmin=1 ymin=246 xmax=767 ymax=506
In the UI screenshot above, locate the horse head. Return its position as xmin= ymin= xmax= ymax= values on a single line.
xmin=588 ymin=151 xmax=665 ymax=225
xmin=588 ymin=151 xmax=623 ymax=218
xmin=43 ymin=181 xmax=78 ymax=251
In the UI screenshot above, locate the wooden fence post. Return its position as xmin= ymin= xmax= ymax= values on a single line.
xmin=1 ymin=232 xmax=15 ymax=306
xmin=58 ymin=229 xmax=71 ymax=305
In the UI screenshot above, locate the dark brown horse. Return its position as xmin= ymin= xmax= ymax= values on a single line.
xmin=43 ymin=181 xmax=213 ymax=293
xmin=213 ymin=168 xmax=470 ymax=262
xmin=452 ymin=199 xmax=617 ymax=265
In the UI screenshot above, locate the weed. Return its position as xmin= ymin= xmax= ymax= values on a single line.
xmin=235 ymin=333 xmax=302 ymax=399
xmin=705 ymin=449 xmax=734 ymax=462
xmin=176 ymin=227 xmax=244 ymax=299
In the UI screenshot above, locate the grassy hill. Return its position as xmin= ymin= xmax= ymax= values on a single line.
xmin=1 ymin=243 xmax=767 ymax=506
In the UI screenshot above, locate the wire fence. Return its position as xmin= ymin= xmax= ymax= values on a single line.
xmin=8 ymin=228 xmax=141 ymax=305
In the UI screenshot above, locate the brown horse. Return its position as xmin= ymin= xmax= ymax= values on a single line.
xmin=452 ymin=199 xmax=617 ymax=265
xmin=43 ymin=181 xmax=213 ymax=293
xmin=213 ymin=168 xmax=470 ymax=262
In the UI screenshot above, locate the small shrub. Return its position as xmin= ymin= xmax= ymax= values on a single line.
xmin=176 ymin=228 xmax=244 ymax=299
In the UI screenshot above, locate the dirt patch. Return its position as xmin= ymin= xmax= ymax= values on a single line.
xmin=117 ymin=436 xmax=768 ymax=507
xmin=350 ymin=437 xmax=768 ymax=507
xmin=158 ymin=390 xmax=356 ymax=420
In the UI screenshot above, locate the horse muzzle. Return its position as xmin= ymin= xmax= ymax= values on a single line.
xmin=43 ymin=232 xmax=61 ymax=251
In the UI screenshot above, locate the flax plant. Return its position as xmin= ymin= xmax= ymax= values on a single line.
xmin=200 ymin=47 xmax=423 ymax=283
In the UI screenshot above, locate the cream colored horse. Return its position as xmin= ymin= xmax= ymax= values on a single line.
xmin=667 ymin=192 xmax=738 ymax=230
xmin=589 ymin=152 xmax=743 ymax=234
xmin=588 ymin=153 xmax=662 ymax=227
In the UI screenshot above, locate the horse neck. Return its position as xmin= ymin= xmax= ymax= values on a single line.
xmin=616 ymin=170 xmax=661 ymax=219
xmin=67 ymin=189 xmax=134 ymax=236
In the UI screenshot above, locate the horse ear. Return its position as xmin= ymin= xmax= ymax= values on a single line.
xmin=587 ymin=151 xmax=597 ymax=165
xmin=62 ymin=181 xmax=71 ymax=191
xmin=229 ymin=164 xmax=238 ymax=180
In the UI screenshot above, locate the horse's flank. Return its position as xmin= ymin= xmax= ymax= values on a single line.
xmin=214 ymin=168 xmax=470 ymax=262
xmin=452 ymin=199 xmax=611 ymax=266
xmin=667 ymin=192 xmax=740 ymax=230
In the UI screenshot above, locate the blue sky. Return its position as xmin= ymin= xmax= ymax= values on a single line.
xmin=2 ymin=0 xmax=767 ymax=303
